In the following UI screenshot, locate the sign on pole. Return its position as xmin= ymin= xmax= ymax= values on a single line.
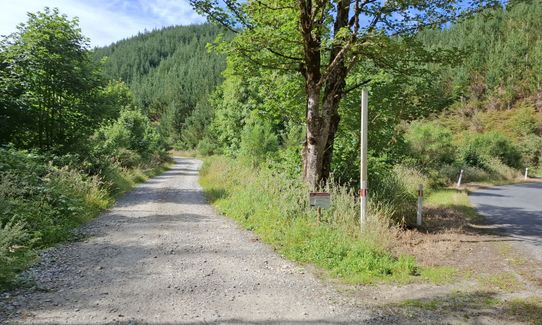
xmin=309 ymin=192 xmax=331 ymax=225
xmin=360 ymin=89 xmax=369 ymax=230
xmin=309 ymin=192 xmax=331 ymax=209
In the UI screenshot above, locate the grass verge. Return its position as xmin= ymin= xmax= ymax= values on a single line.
xmin=398 ymin=292 xmax=542 ymax=324
xmin=0 ymin=153 xmax=171 ymax=290
xmin=199 ymin=155 xmax=452 ymax=285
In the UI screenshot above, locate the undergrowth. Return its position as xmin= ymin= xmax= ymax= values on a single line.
xmin=199 ymin=155 xmax=447 ymax=284
xmin=0 ymin=148 xmax=170 ymax=289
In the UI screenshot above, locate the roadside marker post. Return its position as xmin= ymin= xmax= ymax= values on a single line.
xmin=360 ymin=89 xmax=369 ymax=231
xmin=456 ymin=169 xmax=464 ymax=188
xmin=525 ymin=167 xmax=529 ymax=180
xmin=417 ymin=184 xmax=423 ymax=226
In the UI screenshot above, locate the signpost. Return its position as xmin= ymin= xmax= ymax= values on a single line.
xmin=360 ymin=89 xmax=369 ymax=231
xmin=309 ymin=192 xmax=331 ymax=225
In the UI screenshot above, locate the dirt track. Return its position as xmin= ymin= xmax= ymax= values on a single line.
xmin=0 ymin=157 xmax=376 ymax=324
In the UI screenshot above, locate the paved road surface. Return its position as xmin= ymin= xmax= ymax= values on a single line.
xmin=470 ymin=183 xmax=542 ymax=263
xmin=0 ymin=157 xmax=375 ymax=325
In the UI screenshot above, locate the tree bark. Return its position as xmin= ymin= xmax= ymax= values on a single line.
xmin=299 ymin=0 xmax=327 ymax=189
xmin=300 ymin=0 xmax=349 ymax=188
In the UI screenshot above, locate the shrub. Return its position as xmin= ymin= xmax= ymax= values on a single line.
xmin=93 ymin=109 xmax=163 ymax=164
xmin=405 ymin=121 xmax=456 ymax=168
xmin=519 ymin=134 xmax=542 ymax=168
xmin=196 ymin=137 xmax=218 ymax=156
xmin=238 ymin=115 xmax=278 ymax=166
xmin=511 ymin=105 xmax=539 ymax=137
xmin=460 ymin=132 xmax=522 ymax=169
xmin=0 ymin=220 xmax=31 ymax=286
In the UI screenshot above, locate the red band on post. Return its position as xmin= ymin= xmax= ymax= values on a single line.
xmin=359 ymin=188 xmax=368 ymax=197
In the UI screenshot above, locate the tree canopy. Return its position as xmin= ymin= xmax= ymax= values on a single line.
xmin=190 ymin=0 xmax=501 ymax=188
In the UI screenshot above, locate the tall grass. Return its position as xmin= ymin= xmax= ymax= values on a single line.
xmin=200 ymin=156 xmax=425 ymax=284
xmin=0 ymin=148 xmax=170 ymax=289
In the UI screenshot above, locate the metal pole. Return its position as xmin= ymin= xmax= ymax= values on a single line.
xmin=417 ymin=184 xmax=423 ymax=226
xmin=360 ymin=89 xmax=368 ymax=231
xmin=456 ymin=169 xmax=464 ymax=188
xmin=525 ymin=167 xmax=529 ymax=180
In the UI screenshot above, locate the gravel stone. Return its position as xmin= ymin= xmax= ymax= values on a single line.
xmin=0 ymin=157 xmax=377 ymax=324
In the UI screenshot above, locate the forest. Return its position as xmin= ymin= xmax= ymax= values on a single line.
xmin=1 ymin=0 xmax=542 ymax=287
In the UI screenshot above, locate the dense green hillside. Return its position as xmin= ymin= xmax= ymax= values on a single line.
xmin=420 ymin=1 xmax=542 ymax=111
xmin=93 ymin=24 xmax=227 ymax=145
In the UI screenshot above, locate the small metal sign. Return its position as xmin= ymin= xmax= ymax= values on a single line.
xmin=309 ymin=192 xmax=331 ymax=209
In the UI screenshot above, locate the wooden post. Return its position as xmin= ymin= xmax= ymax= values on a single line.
xmin=360 ymin=89 xmax=368 ymax=231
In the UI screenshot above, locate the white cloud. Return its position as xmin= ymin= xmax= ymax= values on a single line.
xmin=0 ymin=0 xmax=206 ymax=47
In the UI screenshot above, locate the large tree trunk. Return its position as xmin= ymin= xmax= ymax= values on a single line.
xmin=299 ymin=0 xmax=329 ymax=190
xmin=300 ymin=0 xmax=349 ymax=188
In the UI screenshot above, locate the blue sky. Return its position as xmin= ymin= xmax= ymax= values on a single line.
xmin=0 ymin=0 xmax=206 ymax=47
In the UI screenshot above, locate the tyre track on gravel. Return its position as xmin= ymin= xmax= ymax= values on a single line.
xmin=1 ymin=157 xmax=375 ymax=324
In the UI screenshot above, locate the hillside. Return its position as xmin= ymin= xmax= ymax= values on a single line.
xmin=420 ymin=1 xmax=542 ymax=112
xmin=93 ymin=24 xmax=227 ymax=144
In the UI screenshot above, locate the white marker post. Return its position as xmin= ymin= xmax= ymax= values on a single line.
xmin=456 ymin=169 xmax=464 ymax=188
xmin=525 ymin=167 xmax=529 ymax=180
xmin=417 ymin=184 xmax=423 ymax=226
xmin=360 ymin=89 xmax=369 ymax=231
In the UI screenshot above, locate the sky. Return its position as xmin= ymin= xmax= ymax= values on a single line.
xmin=0 ymin=0 xmax=206 ymax=47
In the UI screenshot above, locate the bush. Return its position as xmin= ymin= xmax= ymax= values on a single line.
xmin=405 ymin=121 xmax=456 ymax=169
xmin=0 ymin=144 xmax=168 ymax=288
xmin=519 ymin=134 xmax=542 ymax=168
xmin=0 ymin=220 xmax=31 ymax=286
xmin=196 ymin=137 xmax=218 ymax=156
xmin=238 ymin=115 xmax=278 ymax=166
xmin=93 ymin=109 xmax=163 ymax=164
xmin=460 ymin=132 xmax=522 ymax=169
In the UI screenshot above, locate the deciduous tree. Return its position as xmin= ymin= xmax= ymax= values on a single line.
xmin=190 ymin=0 xmax=498 ymax=188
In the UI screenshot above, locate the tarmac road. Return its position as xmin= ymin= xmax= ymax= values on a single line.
xmin=469 ymin=182 xmax=542 ymax=262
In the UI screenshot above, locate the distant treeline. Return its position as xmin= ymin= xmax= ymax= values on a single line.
xmin=93 ymin=24 xmax=227 ymax=145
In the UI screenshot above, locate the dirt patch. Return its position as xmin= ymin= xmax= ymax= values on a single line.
xmin=337 ymin=196 xmax=542 ymax=324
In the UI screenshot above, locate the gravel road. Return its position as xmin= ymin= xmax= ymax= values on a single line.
xmin=0 ymin=157 xmax=379 ymax=325
xmin=470 ymin=182 xmax=542 ymax=264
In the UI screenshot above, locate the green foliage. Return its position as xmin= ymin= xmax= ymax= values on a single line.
xmin=0 ymin=145 xmax=169 ymax=288
xmin=519 ymin=134 xmax=542 ymax=168
xmin=511 ymin=105 xmax=539 ymax=137
xmin=460 ymin=132 xmax=522 ymax=169
xmin=200 ymin=156 xmax=422 ymax=284
xmin=0 ymin=219 xmax=31 ymax=285
xmin=0 ymin=8 xmax=171 ymax=288
xmin=419 ymin=2 xmax=542 ymax=109
xmin=0 ymin=8 xmax=113 ymax=152
xmin=239 ymin=115 xmax=279 ymax=166
xmin=93 ymin=109 xmax=163 ymax=166
xmin=405 ymin=121 xmax=456 ymax=169
xmin=93 ymin=24 xmax=227 ymax=145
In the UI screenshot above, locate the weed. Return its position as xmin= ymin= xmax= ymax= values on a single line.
xmin=200 ymin=156 xmax=438 ymax=284
xmin=478 ymin=272 xmax=524 ymax=292
xmin=504 ymin=297 xmax=542 ymax=325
